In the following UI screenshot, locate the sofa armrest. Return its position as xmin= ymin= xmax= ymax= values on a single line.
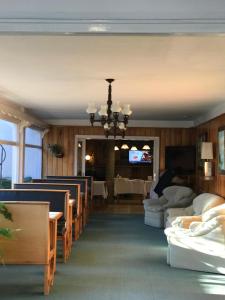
xmin=143 ymin=198 xmax=162 ymax=207
xmin=166 ymin=207 xmax=189 ymax=219
xmin=166 ymin=205 xmax=193 ymax=217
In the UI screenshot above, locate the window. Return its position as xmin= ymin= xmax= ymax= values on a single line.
xmin=0 ymin=119 xmax=18 ymax=188
xmin=24 ymin=127 xmax=42 ymax=181
xmin=0 ymin=119 xmax=17 ymax=142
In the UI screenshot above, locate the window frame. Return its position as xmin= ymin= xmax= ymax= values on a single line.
xmin=23 ymin=126 xmax=43 ymax=181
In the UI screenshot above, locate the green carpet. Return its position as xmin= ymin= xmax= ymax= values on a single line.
xmin=0 ymin=214 xmax=225 ymax=299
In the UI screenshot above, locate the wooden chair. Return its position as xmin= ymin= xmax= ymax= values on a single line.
xmin=0 ymin=189 xmax=71 ymax=263
xmin=0 ymin=201 xmax=56 ymax=295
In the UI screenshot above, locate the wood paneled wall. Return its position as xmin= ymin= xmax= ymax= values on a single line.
xmin=196 ymin=113 xmax=225 ymax=197
xmin=43 ymin=125 xmax=196 ymax=177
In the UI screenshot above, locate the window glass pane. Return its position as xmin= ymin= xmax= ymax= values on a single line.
xmin=24 ymin=147 xmax=42 ymax=180
xmin=0 ymin=144 xmax=18 ymax=188
xmin=25 ymin=127 xmax=42 ymax=146
xmin=0 ymin=119 xmax=17 ymax=142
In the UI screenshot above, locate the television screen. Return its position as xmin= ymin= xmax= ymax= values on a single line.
xmin=165 ymin=146 xmax=196 ymax=175
xmin=129 ymin=150 xmax=152 ymax=164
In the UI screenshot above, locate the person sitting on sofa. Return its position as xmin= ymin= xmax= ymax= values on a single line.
xmin=154 ymin=168 xmax=176 ymax=197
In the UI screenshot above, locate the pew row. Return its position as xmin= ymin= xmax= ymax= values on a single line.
xmin=14 ymin=183 xmax=81 ymax=240
xmin=0 ymin=189 xmax=72 ymax=262
xmin=47 ymin=176 xmax=93 ymax=209
xmin=0 ymin=201 xmax=60 ymax=295
xmin=33 ymin=178 xmax=89 ymax=228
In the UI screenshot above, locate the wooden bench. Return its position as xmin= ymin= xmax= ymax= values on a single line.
xmin=0 ymin=189 xmax=71 ymax=262
xmin=15 ymin=183 xmax=81 ymax=241
xmin=47 ymin=176 xmax=93 ymax=209
xmin=0 ymin=201 xmax=59 ymax=295
xmin=34 ymin=178 xmax=88 ymax=229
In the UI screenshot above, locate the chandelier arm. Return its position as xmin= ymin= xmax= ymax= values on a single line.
xmin=123 ymin=115 xmax=129 ymax=127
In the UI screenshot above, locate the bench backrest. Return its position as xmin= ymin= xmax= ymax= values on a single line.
xmin=0 ymin=201 xmax=49 ymax=264
xmin=47 ymin=176 xmax=93 ymax=198
xmin=0 ymin=189 xmax=69 ymax=219
xmin=33 ymin=178 xmax=88 ymax=207
xmin=14 ymin=183 xmax=81 ymax=216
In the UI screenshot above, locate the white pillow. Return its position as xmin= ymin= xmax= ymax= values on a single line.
xmin=163 ymin=186 xmax=193 ymax=203
xmin=202 ymin=203 xmax=225 ymax=222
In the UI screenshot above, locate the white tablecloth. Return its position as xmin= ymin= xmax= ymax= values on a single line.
xmin=114 ymin=178 xmax=152 ymax=197
xmin=93 ymin=181 xmax=108 ymax=199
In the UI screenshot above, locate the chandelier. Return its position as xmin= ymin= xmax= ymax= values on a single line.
xmin=86 ymin=79 xmax=132 ymax=138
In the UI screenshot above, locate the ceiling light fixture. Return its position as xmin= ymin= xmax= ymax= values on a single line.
xmin=121 ymin=144 xmax=129 ymax=150
xmin=86 ymin=79 xmax=132 ymax=138
xmin=130 ymin=146 xmax=137 ymax=150
xmin=114 ymin=146 xmax=119 ymax=151
xmin=142 ymin=145 xmax=150 ymax=150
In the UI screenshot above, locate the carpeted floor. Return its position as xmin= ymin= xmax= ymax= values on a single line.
xmin=1 ymin=213 xmax=225 ymax=299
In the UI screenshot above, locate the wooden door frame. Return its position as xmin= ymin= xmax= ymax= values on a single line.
xmin=74 ymin=135 xmax=159 ymax=182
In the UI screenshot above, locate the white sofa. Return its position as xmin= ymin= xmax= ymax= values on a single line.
xmin=165 ymin=193 xmax=225 ymax=228
xmin=143 ymin=185 xmax=195 ymax=228
xmin=165 ymin=196 xmax=225 ymax=275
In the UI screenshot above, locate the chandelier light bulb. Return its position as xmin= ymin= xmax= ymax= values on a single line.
xmin=111 ymin=101 xmax=121 ymax=113
xmin=104 ymin=123 xmax=110 ymax=130
xmin=98 ymin=105 xmax=108 ymax=116
xmin=114 ymin=146 xmax=119 ymax=151
xmin=118 ymin=122 xmax=125 ymax=130
xmin=86 ymin=102 xmax=97 ymax=114
xmin=122 ymin=104 xmax=132 ymax=116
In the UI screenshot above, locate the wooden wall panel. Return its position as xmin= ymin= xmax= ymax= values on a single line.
xmin=42 ymin=115 xmax=225 ymax=198
xmin=43 ymin=126 xmax=195 ymax=178
xmin=196 ymin=113 xmax=225 ymax=197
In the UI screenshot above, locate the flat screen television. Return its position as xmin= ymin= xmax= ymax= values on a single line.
xmin=165 ymin=146 xmax=196 ymax=175
xmin=129 ymin=150 xmax=152 ymax=164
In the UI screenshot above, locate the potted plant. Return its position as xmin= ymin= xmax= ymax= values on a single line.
xmin=0 ymin=203 xmax=13 ymax=262
xmin=0 ymin=203 xmax=13 ymax=239
xmin=48 ymin=144 xmax=64 ymax=158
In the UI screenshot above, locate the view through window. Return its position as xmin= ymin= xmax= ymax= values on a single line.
xmin=0 ymin=119 xmax=18 ymax=188
xmin=24 ymin=127 xmax=42 ymax=181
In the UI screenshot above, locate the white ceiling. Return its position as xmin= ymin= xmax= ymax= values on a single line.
xmin=0 ymin=34 xmax=225 ymax=122
xmin=0 ymin=0 xmax=224 ymax=20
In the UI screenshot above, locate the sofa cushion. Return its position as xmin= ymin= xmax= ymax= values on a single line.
xmin=163 ymin=196 xmax=194 ymax=209
xmin=202 ymin=203 xmax=225 ymax=222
